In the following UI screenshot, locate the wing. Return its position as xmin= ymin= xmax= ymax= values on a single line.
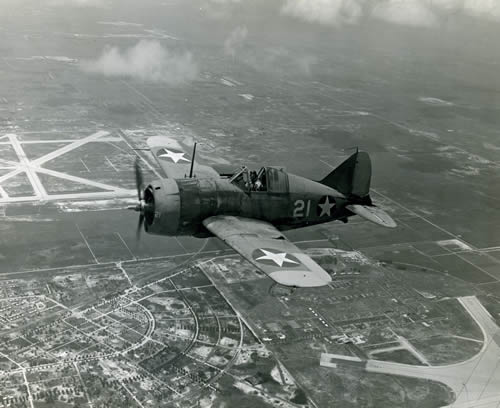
xmin=203 ymin=216 xmax=332 ymax=288
xmin=147 ymin=136 xmax=220 ymax=179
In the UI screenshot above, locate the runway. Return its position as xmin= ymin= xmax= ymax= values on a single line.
xmin=0 ymin=131 xmax=136 ymax=203
xmin=366 ymin=296 xmax=500 ymax=408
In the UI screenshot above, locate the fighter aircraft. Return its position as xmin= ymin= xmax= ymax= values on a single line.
xmin=131 ymin=136 xmax=396 ymax=288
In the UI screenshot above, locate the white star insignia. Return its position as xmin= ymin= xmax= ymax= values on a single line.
xmin=318 ymin=196 xmax=335 ymax=217
xmin=255 ymin=249 xmax=299 ymax=267
xmin=157 ymin=149 xmax=190 ymax=164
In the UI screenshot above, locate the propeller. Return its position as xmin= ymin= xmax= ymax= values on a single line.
xmin=130 ymin=157 xmax=145 ymax=240
xmin=134 ymin=156 xmax=143 ymax=201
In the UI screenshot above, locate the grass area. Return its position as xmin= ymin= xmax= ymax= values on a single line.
xmin=372 ymin=349 xmax=423 ymax=366
xmin=434 ymin=254 xmax=495 ymax=284
xmin=411 ymin=336 xmax=482 ymax=365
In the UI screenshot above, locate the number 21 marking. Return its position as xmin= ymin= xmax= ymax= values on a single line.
xmin=293 ymin=200 xmax=311 ymax=218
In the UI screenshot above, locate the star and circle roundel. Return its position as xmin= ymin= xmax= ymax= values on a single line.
xmin=317 ymin=195 xmax=336 ymax=217
xmin=156 ymin=148 xmax=191 ymax=164
xmin=252 ymin=248 xmax=301 ymax=268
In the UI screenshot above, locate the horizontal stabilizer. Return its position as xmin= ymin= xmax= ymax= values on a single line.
xmin=347 ymin=204 xmax=397 ymax=228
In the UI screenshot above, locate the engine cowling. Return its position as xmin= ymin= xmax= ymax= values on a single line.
xmin=143 ymin=177 xmax=240 ymax=237
xmin=143 ymin=178 xmax=181 ymax=236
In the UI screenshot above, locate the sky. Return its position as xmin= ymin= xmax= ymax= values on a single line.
xmin=26 ymin=0 xmax=500 ymax=27
xmin=1 ymin=0 xmax=499 ymax=89
xmin=280 ymin=0 xmax=500 ymax=27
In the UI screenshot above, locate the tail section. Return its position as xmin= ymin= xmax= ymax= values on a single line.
xmin=320 ymin=151 xmax=372 ymax=198
xmin=320 ymin=151 xmax=397 ymax=228
xmin=346 ymin=204 xmax=397 ymax=228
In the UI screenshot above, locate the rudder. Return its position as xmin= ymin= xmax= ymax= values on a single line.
xmin=320 ymin=151 xmax=371 ymax=198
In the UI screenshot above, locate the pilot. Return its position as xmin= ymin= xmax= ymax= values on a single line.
xmin=255 ymin=178 xmax=264 ymax=191
xmin=254 ymin=179 xmax=262 ymax=191
xmin=250 ymin=171 xmax=258 ymax=189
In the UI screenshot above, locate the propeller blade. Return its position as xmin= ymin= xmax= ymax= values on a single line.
xmin=134 ymin=157 xmax=143 ymax=201
xmin=136 ymin=213 xmax=144 ymax=240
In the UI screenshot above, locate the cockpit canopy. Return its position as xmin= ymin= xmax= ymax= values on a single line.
xmin=230 ymin=166 xmax=289 ymax=193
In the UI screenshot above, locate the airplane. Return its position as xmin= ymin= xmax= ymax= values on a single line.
xmin=131 ymin=136 xmax=396 ymax=289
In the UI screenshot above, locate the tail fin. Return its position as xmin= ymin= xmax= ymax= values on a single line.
xmin=320 ymin=151 xmax=372 ymax=198
xmin=321 ymin=151 xmax=397 ymax=228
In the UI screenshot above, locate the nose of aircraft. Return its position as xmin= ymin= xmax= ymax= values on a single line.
xmin=128 ymin=158 xmax=156 ymax=239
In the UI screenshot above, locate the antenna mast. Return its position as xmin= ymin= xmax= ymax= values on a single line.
xmin=189 ymin=142 xmax=197 ymax=178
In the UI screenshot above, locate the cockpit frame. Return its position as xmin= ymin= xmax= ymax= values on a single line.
xmin=230 ymin=166 xmax=288 ymax=194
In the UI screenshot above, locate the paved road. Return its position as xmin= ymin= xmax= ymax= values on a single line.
xmin=365 ymin=296 xmax=500 ymax=407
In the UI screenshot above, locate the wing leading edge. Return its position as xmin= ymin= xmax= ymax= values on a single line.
xmin=147 ymin=136 xmax=219 ymax=179
xmin=203 ymin=216 xmax=332 ymax=288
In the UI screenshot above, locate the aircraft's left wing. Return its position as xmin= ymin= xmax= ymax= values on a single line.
xmin=203 ymin=216 xmax=332 ymax=288
xmin=147 ymin=136 xmax=220 ymax=179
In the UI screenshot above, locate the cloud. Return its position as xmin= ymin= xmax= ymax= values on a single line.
xmin=224 ymin=26 xmax=248 ymax=57
xmin=281 ymin=0 xmax=500 ymax=27
xmin=201 ymin=0 xmax=243 ymax=19
xmin=295 ymin=55 xmax=318 ymax=76
xmin=461 ymin=0 xmax=500 ymax=20
xmin=281 ymin=0 xmax=364 ymax=26
xmin=372 ymin=1 xmax=437 ymax=27
xmin=48 ymin=0 xmax=106 ymax=6
xmin=80 ymin=40 xmax=198 ymax=85
xmin=221 ymin=25 xmax=317 ymax=76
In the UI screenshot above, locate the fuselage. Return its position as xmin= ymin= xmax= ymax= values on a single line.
xmin=144 ymin=168 xmax=353 ymax=238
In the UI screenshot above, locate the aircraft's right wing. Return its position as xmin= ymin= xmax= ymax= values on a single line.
xmin=203 ymin=215 xmax=332 ymax=288
xmin=147 ymin=136 xmax=220 ymax=179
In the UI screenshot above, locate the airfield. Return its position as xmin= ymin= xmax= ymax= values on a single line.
xmin=1 ymin=1 xmax=500 ymax=407
xmin=0 ymin=128 xmax=499 ymax=408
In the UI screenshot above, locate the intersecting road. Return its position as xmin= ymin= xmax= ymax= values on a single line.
xmin=0 ymin=131 xmax=136 ymax=203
